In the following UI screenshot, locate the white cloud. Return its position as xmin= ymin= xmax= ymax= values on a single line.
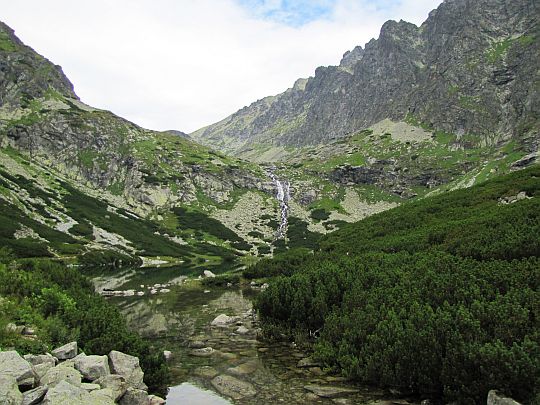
xmin=0 ymin=0 xmax=442 ymax=132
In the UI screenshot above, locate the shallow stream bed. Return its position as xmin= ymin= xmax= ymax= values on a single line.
xmin=91 ymin=266 xmax=411 ymax=404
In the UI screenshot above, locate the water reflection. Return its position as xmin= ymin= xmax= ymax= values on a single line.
xmin=91 ymin=266 xmax=397 ymax=404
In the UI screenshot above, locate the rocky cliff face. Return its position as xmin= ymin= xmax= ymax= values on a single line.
xmin=192 ymin=0 xmax=539 ymax=156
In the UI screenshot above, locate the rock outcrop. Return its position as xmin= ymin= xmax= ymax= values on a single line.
xmin=0 ymin=343 xmax=162 ymax=405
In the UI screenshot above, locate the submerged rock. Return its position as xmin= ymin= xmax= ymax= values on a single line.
xmin=304 ymin=384 xmax=359 ymax=398
xmin=211 ymin=374 xmax=257 ymax=400
xmin=190 ymin=347 xmax=215 ymax=357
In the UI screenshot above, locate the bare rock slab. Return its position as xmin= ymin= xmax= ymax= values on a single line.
xmin=211 ymin=374 xmax=256 ymax=400
xmin=304 ymin=384 xmax=359 ymax=398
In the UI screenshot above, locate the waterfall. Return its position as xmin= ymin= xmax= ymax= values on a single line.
xmin=267 ymin=170 xmax=290 ymax=239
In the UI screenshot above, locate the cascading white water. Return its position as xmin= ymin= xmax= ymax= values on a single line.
xmin=267 ymin=170 xmax=290 ymax=239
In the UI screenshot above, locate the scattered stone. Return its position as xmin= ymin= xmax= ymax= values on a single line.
xmin=108 ymin=350 xmax=147 ymax=390
xmin=236 ymin=325 xmax=249 ymax=334
xmin=22 ymin=385 xmax=48 ymax=405
xmin=304 ymin=384 xmax=359 ymax=398
xmin=119 ymin=387 xmax=151 ymax=405
xmin=51 ymin=341 xmax=78 ymax=360
xmin=211 ymin=314 xmax=239 ymax=327
xmin=487 ymin=390 xmax=522 ymax=405
xmin=22 ymin=326 xmax=36 ymax=336
xmin=257 ymin=347 xmax=269 ymax=353
xmin=304 ymin=393 xmax=320 ymax=401
xmin=309 ymin=367 xmax=324 ymax=376
xmin=193 ymin=366 xmax=219 ymax=379
xmin=297 ymin=357 xmax=321 ymax=368
xmin=0 ymin=350 xmax=36 ymax=386
xmin=0 ymin=375 xmax=23 ymax=405
xmin=190 ymin=347 xmax=215 ymax=357
xmin=203 ymin=270 xmax=216 ymax=278
xmin=94 ymin=374 xmax=128 ymax=401
xmin=220 ymin=352 xmax=238 ymax=360
xmin=40 ymin=364 xmax=82 ymax=387
xmin=75 ymin=355 xmax=110 ymax=381
xmin=211 ymin=374 xmax=257 ymax=400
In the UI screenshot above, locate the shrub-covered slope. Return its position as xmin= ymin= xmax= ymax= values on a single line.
xmin=252 ymin=165 xmax=540 ymax=403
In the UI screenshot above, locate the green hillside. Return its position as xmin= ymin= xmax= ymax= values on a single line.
xmin=250 ymin=165 xmax=540 ymax=403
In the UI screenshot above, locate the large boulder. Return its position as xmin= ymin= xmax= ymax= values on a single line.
xmin=74 ymin=355 xmax=110 ymax=381
xmin=40 ymin=365 xmax=82 ymax=387
xmin=211 ymin=374 xmax=256 ymax=400
xmin=24 ymin=353 xmax=56 ymax=367
xmin=22 ymin=386 xmax=48 ymax=405
xmin=119 ymin=387 xmax=151 ymax=405
xmin=51 ymin=342 xmax=78 ymax=360
xmin=0 ymin=350 xmax=36 ymax=386
xmin=33 ymin=362 xmax=55 ymax=381
xmin=487 ymin=390 xmax=522 ymax=405
xmin=108 ymin=350 xmax=147 ymax=390
xmin=94 ymin=374 xmax=128 ymax=401
xmin=0 ymin=375 xmax=23 ymax=405
xmin=41 ymin=380 xmax=88 ymax=404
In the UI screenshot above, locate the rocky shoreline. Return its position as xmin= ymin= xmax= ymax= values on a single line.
xmin=0 ymin=341 xmax=165 ymax=405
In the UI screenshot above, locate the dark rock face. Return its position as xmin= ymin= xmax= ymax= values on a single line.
xmin=192 ymin=0 xmax=539 ymax=153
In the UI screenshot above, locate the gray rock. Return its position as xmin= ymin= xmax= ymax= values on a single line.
xmin=236 ymin=325 xmax=249 ymax=335
xmin=119 ymin=387 xmax=151 ymax=405
xmin=211 ymin=374 xmax=256 ymax=400
xmin=41 ymin=380 xmax=90 ymax=404
xmin=74 ymin=354 xmax=110 ymax=381
xmin=304 ymin=384 xmax=359 ymax=398
xmin=33 ymin=362 xmax=54 ymax=381
xmin=0 ymin=375 xmax=23 ymax=405
xmin=24 ymin=353 xmax=56 ymax=367
xmin=40 ymin=364 xmax=82 ymax=387
xmin=94 ymin=374 xmax=128 ymax=401
xmin=22 ymin=385 xmax=48 ymax=405
xmin=108 ymin=350 xmax=147 ymax=390
xmin=0 ymin=350 xmax=36 ymax=386
xmin=81 ymin=382 xmax=100 ymax=392
xmin=51 ymin=342 xmax=78 ymax=360
xmin=487 ymin=390 xmax=522 ymax=405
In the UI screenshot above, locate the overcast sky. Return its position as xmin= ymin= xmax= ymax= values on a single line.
xmin=1 ymin=0 xmax=442 ymax=132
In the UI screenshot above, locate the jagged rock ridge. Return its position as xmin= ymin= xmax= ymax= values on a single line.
xmin=191 ymin=0 xmax=539 ymax=157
